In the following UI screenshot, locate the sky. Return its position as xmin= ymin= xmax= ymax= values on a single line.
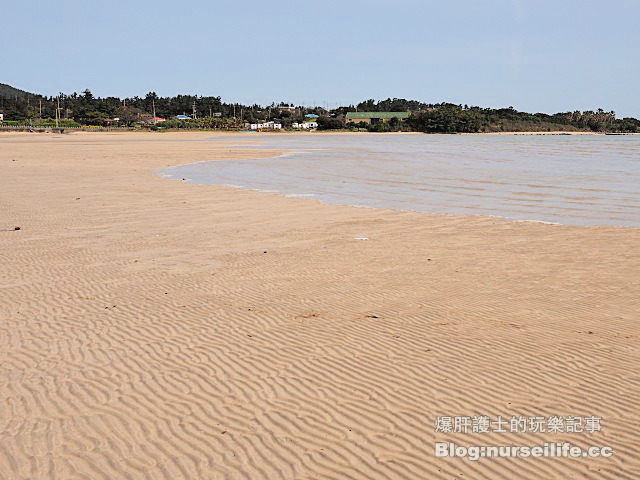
xmin=2 ymin=0 xmax=639 ymax=117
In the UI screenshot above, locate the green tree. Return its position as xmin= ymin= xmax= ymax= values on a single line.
xmin=317 ymin=116 xmax=344 ymax=130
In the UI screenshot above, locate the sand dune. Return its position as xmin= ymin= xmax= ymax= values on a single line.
xmin=1 ymin=132 xmax=639 ymax=479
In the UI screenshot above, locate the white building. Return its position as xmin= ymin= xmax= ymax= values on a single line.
xmin=0 ymin=113 xmax=4 ymax=122
xmin=249 ymin=121 xmax=282 ymax=130
xmin=292 ymin=121 xmax=318 ymax=129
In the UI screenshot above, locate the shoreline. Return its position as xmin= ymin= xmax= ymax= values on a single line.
xmin=159 ymin=133 xmax=640 ymax=231
xmin=3 ymin=129 xmax=639 ymax=137
xmin=2 ymin=131 xmax=640 ymax=479
xmin=168 ymin=177 xmax=640 ymax=232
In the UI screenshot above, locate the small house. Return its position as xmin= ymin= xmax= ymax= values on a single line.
xmin=249 ymin=121 xmax=282 ymax=130
xmin=292 ymin=121 xmax=318 ymax=130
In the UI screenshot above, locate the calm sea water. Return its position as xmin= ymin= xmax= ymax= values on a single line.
xmin=159 ymin=134 xmax=640 ymax=227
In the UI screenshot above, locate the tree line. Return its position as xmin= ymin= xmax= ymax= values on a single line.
xmin=349 ymin=100 xmax=639 ymax=133
xmin=1 ymin=84 xmax=638 ymax=133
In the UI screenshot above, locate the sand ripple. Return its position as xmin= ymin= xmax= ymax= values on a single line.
xmin=1 ymin=132 xmax=639 ymax=479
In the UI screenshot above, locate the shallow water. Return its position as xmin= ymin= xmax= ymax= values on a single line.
xmin=160 ymin=134 xmax=640 ymax=227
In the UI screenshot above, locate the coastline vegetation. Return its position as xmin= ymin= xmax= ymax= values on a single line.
xmin=1 ymin=83 xmax=638 ymax=133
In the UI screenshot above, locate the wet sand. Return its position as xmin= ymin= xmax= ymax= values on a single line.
xmin=1 ymin=131 xmax=639 ymax=479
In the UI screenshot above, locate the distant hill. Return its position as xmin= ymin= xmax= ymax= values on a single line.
xmin=0 ymin=83 xmax=38 ymax=99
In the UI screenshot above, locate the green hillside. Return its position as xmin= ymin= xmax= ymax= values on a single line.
xmin=0 ymin=83 xmax=37 ymax=99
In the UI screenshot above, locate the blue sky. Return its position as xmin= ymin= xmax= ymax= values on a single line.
xmin=2 ymin=0 xmax=639 ymax=116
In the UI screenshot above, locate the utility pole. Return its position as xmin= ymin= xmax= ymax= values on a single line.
xmin=152 ymin=99 xmax=156 ymax=124
xmin=192 ymin=101 xmax=197 ymax=119
xmin=233 ymin=103 xmax=236 ymax=119
xmin=39 ymin=99 xmax=42 ymax=118
xmin=55 ymin=97 xmax=61 ymax=128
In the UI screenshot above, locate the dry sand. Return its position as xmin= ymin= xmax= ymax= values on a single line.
xmin=1 ymin=131 xmax=639 ymax=479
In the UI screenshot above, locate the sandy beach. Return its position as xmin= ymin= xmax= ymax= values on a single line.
xmin=2 ymin=131 xmax=639 ymax=479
